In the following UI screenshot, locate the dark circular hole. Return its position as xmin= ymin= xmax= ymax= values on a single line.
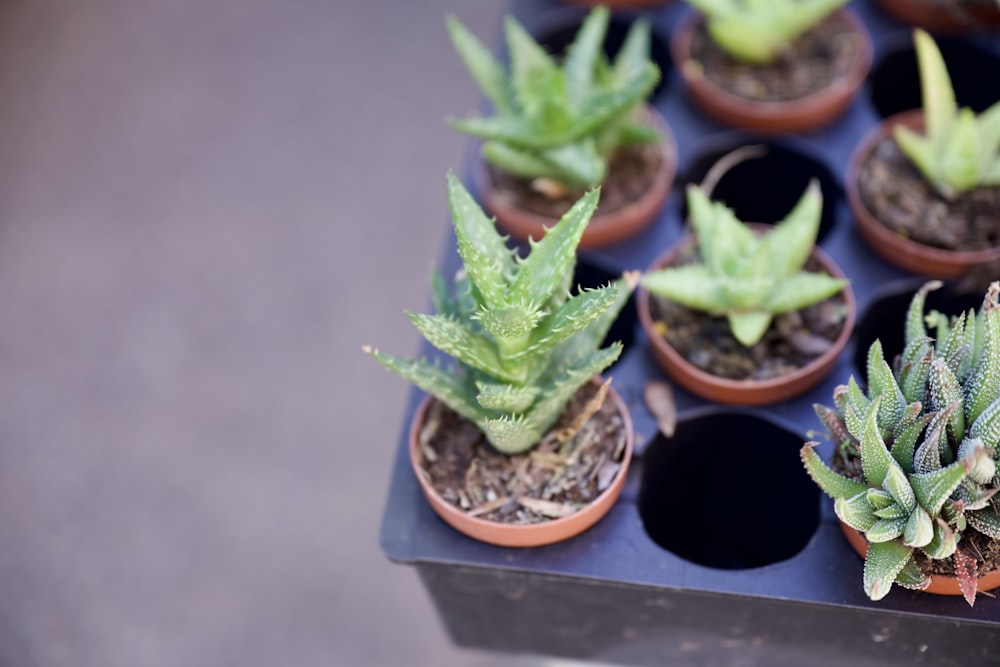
xmin=868 ymin=36 xmax=1000 ymax=119
xmin=638 ymin=412 xmax=819 ymax=569
xmin=680 ymin=137 xmax=840 ymax=244
xmin=533 ymin=13 xmax=672 ymax=100
xmin=852 ymin=279 xmax=990 ymax=379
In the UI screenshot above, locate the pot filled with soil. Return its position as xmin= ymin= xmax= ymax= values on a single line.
xmin=847 ymin=110 xmax=1000 ymax=278
xmin=802 ymin=281 xmax=1000 ymax=606
xmin=638 ymin=233 xmax=854 ymax=405
xmin=409 ymin=377 xmax=633 ymax=547
xmin=448 ymin=7 xmax=675 ymax=249
xmin=476 ymin=106 xmax=677 ymax=249
xmin=670 ymin=5 xmax=873 ymax=133
xmin=875 ymin=0 xmax=1000 ymax=33
xmin=637 ymin=181 xmax=855 ymax=406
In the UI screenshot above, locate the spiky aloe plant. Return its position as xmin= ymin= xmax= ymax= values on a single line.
xmin=641 ymin=180 xmax=848 ymax=347
xmin=802 ymin=281 xmax=1000 ymax=604
xmin=365 ymin=173 xmax=632 ymax=455
xmin=684 ymin=0 xmax=848 ymax=64
xmin=446 ymin=7 xmax=660 ymax=190
xmin=893 ymin=29 xmax=1000 ymax=198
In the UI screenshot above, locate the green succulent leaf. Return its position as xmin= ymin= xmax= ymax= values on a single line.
xmin=407 ymin=312 xmax=523 ymax=384
xmin=864 ymin=540 xmax=914 ymax=600
xmin=905 ymin=281 xmax=942 ymax=346
xmin=965 ymin=283 xmax=1000 ymax=425
xmin=727 ymin=311 xmax=773 ymax=347
xmin=911 ymin=456 xmax=973 ymax=516
xmin=801 ymin=443 xmax=868 ymax=499
xmin=446 ymin=15 xmax=513 ymax=115
xmin=761 ymin=272 xmax=848 ymax=314
xmin=894 ymin=557 xmax=932 ymax=590
xmin=642 ymin=265 xmax=728 ymax=313
xmin=366 ymin=348 xmax=484 ymax=424
xmin=757 ymin=179 xmax=822 ymax=277
xmin=475 ymin=382 xmax=539 ymax=413
xmin=903 ymin=505 xmax=934 ymax=548
xmin=891 ymin=411 xmax=933 ymax=474
xmin=860 ymin=397 xmax=898 ymax=489
xmin=923 ymin=519 xmax=959 ymax=560
xmin=883 ymin=464 xmax=917 ymax=514
xmin=966 ymin=507 xmax=1000 ymax=539
xmin=448 ymin=172 xmax=513 ymax=308
xmin=969 ymin=397 xmax=1000 ymax=449
xmin=564 ymin=5 xmax=608 ymax=105
xmin=835 ymin=492 xmax=879 ymax=532
xmin=867 ymin=516 xmax=908 ymax=543
xmin=867 ymin=488 xmax=896 ymax=510
xmin=485 ymin=413 xmax=543 ymax=454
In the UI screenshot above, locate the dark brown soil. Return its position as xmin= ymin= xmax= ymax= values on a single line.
xmin=488 ymin=139 xmax=663 ymax=219
xmin=414 ymin=382 xmax=628 ymax=525
xmin=831 ymin=448 xmax=1000 ymax=579
xmin=689 ymin=11 xmax=863 ymax=102
xmin=858 ymin=135 xmax=1000 ymax=252
xmin=647 ymin=249 xmax=850 ymax=381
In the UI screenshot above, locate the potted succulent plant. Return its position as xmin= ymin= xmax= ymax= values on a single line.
xmin=366 ymin=174 xmax=635 ymax=548
xmin=848 ymin=29 xmax=1000 ymax=279
xmin=636 ymin=178 xmax=854 ymax=405
xmin=447 ymin=6 xmax=676 ymax=248
xmin=802 ymin=280 xmax=1000 ymax=605
xmin=670 ymin=0 xmax=873 ymax=132
xmin=874 ymin=0 xmax=1000 ymax=33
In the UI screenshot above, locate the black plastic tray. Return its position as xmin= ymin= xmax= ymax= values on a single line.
xmin=380 ymin=2 xmax=1000 ymax=664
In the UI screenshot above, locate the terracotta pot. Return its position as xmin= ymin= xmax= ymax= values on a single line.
xmin=476 ymin=106 xmax=676 ymax=249
xmin=636 ymin=229 xmax=856 ymax=406
xmin=875 ymin=0 xmax=1000 ymax=33
xmin=670 ymin=8 xmax=873 ymax=133
xmin=409 ymin=379 xmax=634 ymax=547
xmin=847 ymin=109 xmax=1000 ymax=279
xmin=840 ymin=521 xmax=1000 ymax=597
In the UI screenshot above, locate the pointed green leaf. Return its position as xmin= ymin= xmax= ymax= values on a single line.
xmin=923 ymin=519 xmax=959 ymax=559
xmin=512 ymin=188 xmax=597 ymax=307
xmin=727 ymin=311 xmax=773 ymax=347
xmin=967 ymin=507 xmax=1000 ymax=539
xmin=895 ymin=557 xmax=931 ymax=590
xmin=564 ymin=6 xmax=608 ymax=105
xmin=642 ymin=265 xmax=728 ymax=313
xmin=612 ymin=19 xmax=651 ymax=85
xmin=366 ymin=348 xmax=484 ymax=423
xmin=485 ymin=413 xmax=542 ymax=454
xmin=446 ymin=15 xmax=513 ymax=114
xmin=526 ymin=345 xmax=622 ymax=437
xmin=911 ymin=457 xmax=972 ymax=516
xmin=447 ymin=173 xmax=512 ymax=308
xmin=969 ymin=397 xmax=1000 ymax=449
xmin=867 ymin=488 xmax=896 ymax=510
xmin=914 ymin=29 xmax=956 ymax=143
xmin=757 ymin=179 xmax=822 ymax=277
xmin=965 ymin=283 xmax=1000 ymax=425
xmin=904 ymin=506 xmax=934 ymax=547
xmin=864 ymin=540 xmax=913 ymax=600
xmin=891 ymin=411 xmax=933 ymax=474
xmin=905 ymin=281 xmax=942 ymax=347
xmin=835 ymin=493 xmax=879 ymax=532
xmin=861 ymin=397 xmax=898 ymax=489
xmin=801 ymin=443 xmax=868 ymax=499
xmin=761 ymin=272 xmax=848 ymax=314
xmin=929 ymin=359 xmax=964 ymax=444
xmin=884 ymin=464 xmax=917 ymax=513
xmin=475 ymin=382 xmax=539 ymax=413
xmin=407 ymin=313 xmax=523 ymax=384
xmin=504 ymin=16 xmax=561 ymax=117
xmin=867 ymin=516 xmax=908 ymax=543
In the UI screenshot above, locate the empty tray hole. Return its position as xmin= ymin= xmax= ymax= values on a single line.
xmin=680 ymin=138 xmax=839 ymax=244
xmin=639 ymin=411 xmax=819 ymax=569
xmin=534 ymin=13 xmax=671 ymax=100
xmin=868 ymin=38 xmax=1000 ymax=119
xmin=853 ymin=280 xmax=989 ymax=378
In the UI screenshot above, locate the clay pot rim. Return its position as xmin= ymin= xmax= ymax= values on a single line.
xmin=670 ymin=7 xmax=873 ymax=132
xmin=846 ymin=109 xmax=1000 ymax=277
xmin=408 ymin=378 xmax=634 ymax=548
xmin=839 ymin=520 xmax=1000 ymax=597
xmin=474 ymin=105 xmax=677 ymax=249
xmin=636 ymin=226 xmax=856 ymax=404
xmin=874 ymin=0 xmax=1000 ymax=33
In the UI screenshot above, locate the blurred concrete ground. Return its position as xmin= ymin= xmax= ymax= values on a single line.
xmin=0 ymin=0 xmax=575 ymax=665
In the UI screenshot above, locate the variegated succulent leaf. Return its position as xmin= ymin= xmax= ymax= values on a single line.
xmin=864 ymin=540 xmax=914 ymax=601
xmin=929 ymin=358 xmax=965 ymax=446
xmin=904 ymin=281 xmax=942 ymax=346
xmin=866 ymin=339 xmax=907 ymax=438
xmin=964 ymin=282 xmax=1000 ymax=425
xmin=686 ymin=0 xmax=848 ymax=64
xmin=894 ymin=30 xmax=1000 ymax=196
xmin=448 ymin=9 xmax=660 ymax=188
xmin=642 ymin=182 xmax=847 ymax=347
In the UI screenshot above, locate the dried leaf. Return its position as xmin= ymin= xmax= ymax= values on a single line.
xmin=644 ymin=380 xmax=677 ymax=437
xmin=596 ymin=461 xmax=622 ymax=491
xmin=953 ymin=548 xmax=980 ymax=607
xmin=518 ymin=496 xmax=579 ymax=518
xmin=543 ymin=379 xmax=610 ymax=447
xmin=467 ymin=496 xmax=512 ymax=518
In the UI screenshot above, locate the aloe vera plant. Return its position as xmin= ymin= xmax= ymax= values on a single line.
xmin=802 ymin=281 xmax=1000 ymax=604
xmin=893 ymin=29 xmax=1000 ymax=198
xmin=446 ymin=7 xmax=660 ymax=190
xmin=684 ymin=0 xmax=848 ymax=64
xmin=641 ymin=181 xmax=848 ymax=347
xmin=365 ymin=173 xmax=632 ymax=455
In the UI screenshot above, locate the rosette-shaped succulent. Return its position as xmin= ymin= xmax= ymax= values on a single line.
xmin=802 ymin=281 xmax=1000 ymax=604
xmin=366 ymin=174 xmax=632 ymax=455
